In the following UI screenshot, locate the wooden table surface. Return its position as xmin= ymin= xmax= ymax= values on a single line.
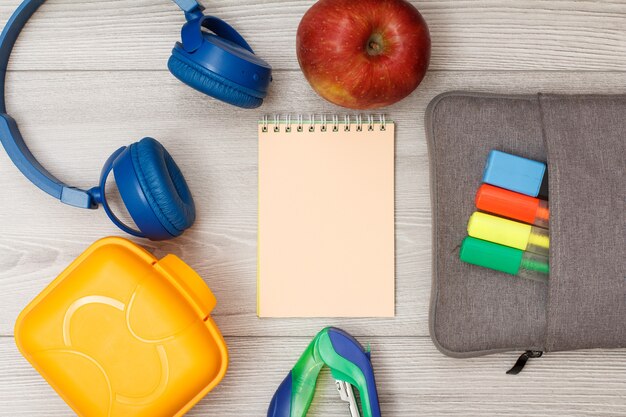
xmin=0 ymin=1 xmax=625 ymax=416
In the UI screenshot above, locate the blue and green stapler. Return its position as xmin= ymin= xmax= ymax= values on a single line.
xmin=268 ymin=327 xmax=381 ymax=417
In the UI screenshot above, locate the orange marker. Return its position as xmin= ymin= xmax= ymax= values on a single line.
xmin=476 ymin=184 xmax=549 ymax=228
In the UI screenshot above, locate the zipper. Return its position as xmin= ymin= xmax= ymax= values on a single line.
xmin=506 ymin=350 xmax=543 ymax=375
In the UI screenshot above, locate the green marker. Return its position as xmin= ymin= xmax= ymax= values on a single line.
xmin=460 ymin=237 xmax=549 ymax=283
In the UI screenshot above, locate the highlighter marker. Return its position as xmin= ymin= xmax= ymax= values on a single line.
xmin=476 ymin=184 xmax=549 ymax=228
xmin=467 ymin=212 xmax=549 ymax=256
xmin=460 ymin=237 xmax=549 ymax=283
xmin=483 ymin=150 xmax=548 ymax=199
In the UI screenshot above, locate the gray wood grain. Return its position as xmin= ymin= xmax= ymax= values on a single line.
xmin=0 ymin=0 xmax=624 ymax=71
xmin=1 ymin=337 xmax=625 ymax=416
xmin=0 ymin=0 xmax=625 ymax=415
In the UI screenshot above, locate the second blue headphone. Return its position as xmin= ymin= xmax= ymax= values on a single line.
xmin=169 ymin=1 xmax=272 ymax=108
xmin=0 ymin=0 xmax=272 ymax=240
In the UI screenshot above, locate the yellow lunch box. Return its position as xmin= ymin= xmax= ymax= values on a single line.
xmin=15 ymin=237 xmax=228 ymax=417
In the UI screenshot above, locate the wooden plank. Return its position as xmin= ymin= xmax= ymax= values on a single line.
xmin=1 ymin=337 xmax=625 ymax=416
xmin=1 ymin=70 xmax=626 ymax=337
xmin=0 ymin=0 xmax=624 ymax=71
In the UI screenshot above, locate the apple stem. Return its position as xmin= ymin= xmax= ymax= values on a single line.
xmin=366 ymin=33 xmax=385 ymax=56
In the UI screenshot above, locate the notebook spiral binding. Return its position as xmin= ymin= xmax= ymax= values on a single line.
xmin=261 ymin=114 xmax=388 ymax=133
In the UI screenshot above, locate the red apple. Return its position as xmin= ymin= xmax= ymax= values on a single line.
xmin=296 ymin=0 xmax=431 ymax=110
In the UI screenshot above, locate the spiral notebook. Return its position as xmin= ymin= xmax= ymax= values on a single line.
xmin=258 ymin=115 xmax=395 ymax=317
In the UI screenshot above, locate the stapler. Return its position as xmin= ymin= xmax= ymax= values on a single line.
xmin=267 ymin=327 xmax=381 ymax=417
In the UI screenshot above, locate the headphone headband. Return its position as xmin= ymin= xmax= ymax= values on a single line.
xmin=173 ymin=0 xmax=205 ymax=19
xmin=0 ymin=0 xmax=205 ymax=209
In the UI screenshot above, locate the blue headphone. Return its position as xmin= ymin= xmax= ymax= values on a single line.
xmin=0 ymin=0 xmax=272 ymax=240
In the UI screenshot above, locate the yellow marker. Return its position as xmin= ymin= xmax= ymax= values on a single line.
xmin=468 ymin=212 xmax=549 ymax=256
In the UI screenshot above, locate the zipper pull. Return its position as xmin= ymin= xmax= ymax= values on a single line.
xmin=506 ymin=350 xmax=543 ymax=375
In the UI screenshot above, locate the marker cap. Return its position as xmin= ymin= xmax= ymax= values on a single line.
xmin=483 ymin=150 xmax=546 ymax=197
xmin=460 ymin=237 xmax=523 ymax=275
xmin=467 ymin=212 xmax=531 ymax=251
xmin=476 ymin=184 xmax=540 ymax=225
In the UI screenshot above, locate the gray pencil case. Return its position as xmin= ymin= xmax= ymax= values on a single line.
xmin=425 ymin=92 xmax=626 ymax=370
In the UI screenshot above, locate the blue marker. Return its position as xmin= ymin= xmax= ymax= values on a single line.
xmin=483 ymin=150 xmax=548 ymax=199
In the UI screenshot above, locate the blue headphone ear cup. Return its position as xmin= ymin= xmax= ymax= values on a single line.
xmin=168 ymin=53 xmax=263 ymax=109
xmin=130 ymin=138 xmax=196 ymax=237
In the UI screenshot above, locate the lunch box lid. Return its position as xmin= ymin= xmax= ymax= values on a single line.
xmin=15 ymin=237 xmax=228 ymax=417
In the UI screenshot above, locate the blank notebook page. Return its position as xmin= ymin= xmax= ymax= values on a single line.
xmin=258 ymin=118 xmax=395 ymax=317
